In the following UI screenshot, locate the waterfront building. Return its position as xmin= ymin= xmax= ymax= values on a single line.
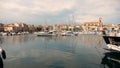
xmin=4 ymin=24 xmax=16 ymax=32
xmin=104 ymin=24 xmax=119 ymax=31
xmin=47 ymin=25 xmax=54 ymax=31
xmin=34 ymin=25 xmax=43 ymax=31
xmin=56 ymin=24 xmax=67 ymax=31
xmin=118 ymin=24 xmax=120 ymax=31
xmin=28 ymin=24 xmax=36 ymax=33
xmin=83 ymin=17 xmax=103 ymax=31
xmin=74 ymin=25 xmax=83 ymax=31
xmin=20 ymin=23 xmax=29 ymax=32
xmin=55 ymin=24 xmax=82 ymax=32
xmin=0 ymin=23 xmax=4 ymax=32
xmin=68 ymin=25 xmax=74 ymax=31
xmin=4 ymin=23 xmax=29 ymax=32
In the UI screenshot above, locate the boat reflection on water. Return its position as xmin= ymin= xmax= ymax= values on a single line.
xmin=101 ymin=52 xmax=120 ymax=68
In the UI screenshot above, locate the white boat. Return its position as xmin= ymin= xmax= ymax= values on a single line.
xmin=61 ymin=31 xmax=75 ymax=36
xmin=34 ymin=31 xmax=45 ymax=35
xmin=0 ymin=32 xmax=7 ymax=36
xmin=107 ymin=44 xmax=120 ymax=52
xmin=116 ymin=32 xmax=120 ymax=37
xmin=37 ymin=31 xmax=57 ymax=37
xmin=103 ymin=36 xmax=120 ymax=52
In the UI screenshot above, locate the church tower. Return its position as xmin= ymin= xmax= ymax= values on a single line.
xmin=99 ymin=17 xmax=103 ymax=27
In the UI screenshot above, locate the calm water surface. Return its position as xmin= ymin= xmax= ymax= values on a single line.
xmin=0 ymin=34 xmax=117 ymax=68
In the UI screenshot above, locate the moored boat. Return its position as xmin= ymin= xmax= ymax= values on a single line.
xmin=37 ymin=31 xmax=57 ymax=37
xmin=61 ymin=31 xmax=75 ymax=36
xmin=103 ymin=35 xmax=120 ymax=52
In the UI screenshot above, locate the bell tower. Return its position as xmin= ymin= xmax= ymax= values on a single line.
xmin=99 ymin=17 xmax=102 ymax=27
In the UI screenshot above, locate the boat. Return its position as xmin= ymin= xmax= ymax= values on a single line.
xmin=0 ymin=32 xmax=7 ymax=36
xmin=37 ymin=31 xmax=57 ymax=37
xmin=116 ymin=32 xmax=120 ymax=37
xmin=103 ymin=35 xmax=120 ymax=52
xmin=61 ymin=31 xmax=75 ymax=36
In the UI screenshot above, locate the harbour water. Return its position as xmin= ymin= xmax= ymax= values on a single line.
xmin=0 ymin=34 xmax=118 ymax=68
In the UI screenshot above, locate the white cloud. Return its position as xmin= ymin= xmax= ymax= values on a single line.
xmin=75 ymin=15 xmax=99 ymax=24
xmin=33 ymin=0 xmax=76 ymax=13
xmin=74 ymin=0 xmax=120 ymax=24
xmin=0 ymin=0 xmax=77 ymax=24
xmin=0 ymin=0 xmax=120 ymax=24
xmin=0 ymin=0 xmax=76 ymax=15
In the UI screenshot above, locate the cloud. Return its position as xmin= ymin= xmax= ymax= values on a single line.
xmin=0 ymin=0 xmax=120 ymax=24
xmin=0 ymin=0 xmax=76 ymax=15
xmin=0 ymin=0 xmax=77 ymax=24
xmin=73 ymin=0 xmax=120 ymax=24
xmin=33 ymin=0 xmax=76 ymax=14
xmin=75 ymin=15 xmax=98 ymax=23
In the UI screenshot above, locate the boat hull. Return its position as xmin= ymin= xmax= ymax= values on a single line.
xmin=106 ymin=44 xmax=120 ymax=52
xmin=103 ymin=36 xmax=120 ymax=52
xmin=37 ymin=34 xmax=56 ymax=37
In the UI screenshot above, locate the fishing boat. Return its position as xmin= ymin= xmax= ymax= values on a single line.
xmin=103 ymin=35 xmax=120 ymax=52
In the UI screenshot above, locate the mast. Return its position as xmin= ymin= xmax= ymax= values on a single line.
xmin=69 ymin=14 xmax=74 ymax=31
xmin=43 ymin=19 xmax=47 ymax=31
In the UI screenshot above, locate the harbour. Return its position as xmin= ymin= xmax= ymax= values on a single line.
xmin=1 ymin=34 xmax=119 ymax=68
xmin=0 ymin=0 xmax=120 ymax=68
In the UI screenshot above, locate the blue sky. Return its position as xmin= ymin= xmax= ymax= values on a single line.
xmin=0 ymin=0 xmax=120 ymax=25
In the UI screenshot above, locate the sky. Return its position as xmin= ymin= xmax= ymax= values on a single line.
xmin=0 ymin=0 xmax=120 ymax=25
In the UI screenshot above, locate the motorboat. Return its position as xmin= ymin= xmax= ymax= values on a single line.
xmin=0 ymin=32 xmax=7 ymax=36
xmin=61 ymin=31 xmax=75 ymax=36
xmin=37 ymin=31 xmax=57 ymax=37
xmin=103 ymin=35 xmax=120 ymax=52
